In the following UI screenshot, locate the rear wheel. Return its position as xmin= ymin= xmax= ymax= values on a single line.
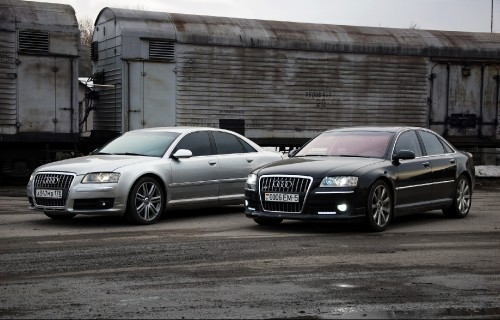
xmin=253 ymin=217 xmax=283 ymax=226
xmin=443 ymin=175 xmax=471 ymax=218
xmin=125 ymin=177 xmax=164 ymax=225
xmin=365 ymin=180 xmax=392 ymax=232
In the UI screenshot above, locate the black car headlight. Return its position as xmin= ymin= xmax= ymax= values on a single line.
xmin=320 ymin=176 xmax=358 ymax=187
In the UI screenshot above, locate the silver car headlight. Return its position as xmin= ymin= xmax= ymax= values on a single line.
xmin=82 ymin=172 xmax=120 ymax=183
xmin=246 ymin=173 xmax=257 ymax=190
xmin=320 ymin=176 xmax=358 ymax=187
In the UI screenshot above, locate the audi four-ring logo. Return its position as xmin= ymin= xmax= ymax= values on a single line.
xmin=273 ymin=180 xmax=293 ymax=188
xmin=43 ymin=176 xmax=59 ymax=185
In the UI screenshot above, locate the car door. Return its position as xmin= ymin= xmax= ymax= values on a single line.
xmin=393 ymin=130 xmax=433 ymax=211
xmin=169 ymin=131 xmax=220 ymax=204
xmin=211 ymin=131 xmax=255 ymax=201
xmin=417 ymin=130 xmax=457 ymax=203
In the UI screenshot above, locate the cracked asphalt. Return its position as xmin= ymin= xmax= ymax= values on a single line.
xmin=0 ymin=187 xmax=499 ymax=319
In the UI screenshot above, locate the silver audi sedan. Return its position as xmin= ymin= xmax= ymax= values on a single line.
xmin=27 ymin=127 xmax=284 ymax=225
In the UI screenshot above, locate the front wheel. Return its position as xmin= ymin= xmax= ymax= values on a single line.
xmin=443 ymin=175 xmax=472 ymax=218
xmin=125 ymin=177 xmax=164 ymax=225
xmin=365 ymin=180 xmax=393 ymax=232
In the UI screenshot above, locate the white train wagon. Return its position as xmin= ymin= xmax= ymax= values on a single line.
xmin=0 ymin=0 xmax=80 ymax=182
xmin=88 ymin=8 xmax=498 ymax=163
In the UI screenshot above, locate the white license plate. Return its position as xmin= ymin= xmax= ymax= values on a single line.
xmin=36 ymin=189 xmax=63 ymax=199
xmin=265 ymin=193 xmax=299 ymax=203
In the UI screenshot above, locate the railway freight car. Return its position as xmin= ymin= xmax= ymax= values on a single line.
xmin=0 ymin=0 xmax=81 ymax=184
xmin=90 ymin=7 xmax=500 ymax=164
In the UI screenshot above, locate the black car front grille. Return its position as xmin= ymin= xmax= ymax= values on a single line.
xmin=33 ymin=173 xmax=74 ymax=208
xmin=259 ymin=175 xmax=312 ymax=213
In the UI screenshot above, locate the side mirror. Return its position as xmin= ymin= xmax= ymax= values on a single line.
xmin=288 ymin=149 xmax=299 ymax=157
xmin=172 ymin=149 xmax=193 ymax=159
xmin=392 ymin=150 xmax=415 ymax=162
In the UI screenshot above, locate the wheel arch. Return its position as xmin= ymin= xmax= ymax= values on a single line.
xmin=370 ymin=175 xmax=396 ymax=216
xmin=126 ymin=173 xmax=168 ymax=212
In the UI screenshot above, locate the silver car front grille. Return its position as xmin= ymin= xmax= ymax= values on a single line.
xmin=259 ymin=175 xmax=312 ymax=213
xmin=33 ymin=173 xmax=74 ymax=208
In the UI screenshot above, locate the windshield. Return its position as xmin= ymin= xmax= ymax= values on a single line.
xmin=295 ymin=131 xmax=393 ymax=158
xmin=98 ymin=131 xmax=181 ymax=157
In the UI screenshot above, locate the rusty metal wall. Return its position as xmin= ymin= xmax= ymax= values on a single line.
xmin=0 ymin=0 xmax=79 ymax=136
xmin=0 ymin=2 xmax=17 ymax=135
xmin=175 ymin=44 xmax=428 ymax=143
xmin=91 ymin=8 xmax=500 ymax=149
xmin=0 ymin=32 xmax=17 ymax=135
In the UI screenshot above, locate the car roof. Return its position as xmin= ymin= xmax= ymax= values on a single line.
xmin=125 ymin=126 xmax=233 ymax=134
xmin=325 ymin=126 xmax=422 ymax=134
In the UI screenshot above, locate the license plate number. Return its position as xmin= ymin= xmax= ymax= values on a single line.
xmin=265 ymin=193 xmax=299 ymax=203
xmin=36 ymin=189 xmax=63 ymax=199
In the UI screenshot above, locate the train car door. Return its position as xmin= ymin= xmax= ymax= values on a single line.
xmin=127 ymin=61 xmax=176 ymax=131
xmin=17 ymin=55 xmax=74 ymax=134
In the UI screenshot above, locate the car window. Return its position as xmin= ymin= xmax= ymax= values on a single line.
xmin=174 ymin=131 xmax=212 ymax=157
xmin=394 ymin=130 xmax=423 ymax=157
xmin=239 ymin=138 xmax=257 ymax=153
xmin=440 ymin=137 xmax=455 ymax=153
xmin=419 ymin=130 xmax=446 ymax=156
xmin=212 ymin=131 xmax=249 ymax=154
xmin=294 ymin=131 xmax=392 ymax=158
xmin=99 ymin=131 xmax=180 ymax=157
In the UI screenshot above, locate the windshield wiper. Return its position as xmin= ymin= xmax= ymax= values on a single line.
xmin=113 ymin=152 xmax=146 ymax=156
xmin=337 ymin=154 xmax=369 ymax=158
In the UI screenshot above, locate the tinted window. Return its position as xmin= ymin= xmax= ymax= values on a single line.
xmin=295 ymin=131 xmax=392 ymax=158
xmin=99 ymin=131 xmax=180 ymax=157
xmin=174 ymin=131 xmax=212 ymax=157
xmin=394 ymin=130 xmax=423 ymax=157
xmin=419 ymin=130 xmax=445 ymax=155
xmin=239 ymin=138 xmax=257 ymax=153
xmin=213 ymin=131 xmax=247 ymax=155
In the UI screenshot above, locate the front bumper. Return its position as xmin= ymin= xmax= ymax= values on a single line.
xmin=27 ymin=181 xmax=127 ymax=216
xmin=245 ymin=188 xmax=367 ymax=222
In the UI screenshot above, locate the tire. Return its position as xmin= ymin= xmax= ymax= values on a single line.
xmin=443 ymin=175 xmax=471 ymax=219
xmin=253 ymin=217 xmax=283 ymax=226
xmin=365 ymin=180 xmax=393 ymax=232
xmin=125 ymin=177 xmax=164 ymax=225
xmin=44 ymin=212 xmax=76 ymax=220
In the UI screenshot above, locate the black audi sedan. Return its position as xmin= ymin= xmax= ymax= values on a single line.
xmin=244 ymin=127 xmax=475 ymax=232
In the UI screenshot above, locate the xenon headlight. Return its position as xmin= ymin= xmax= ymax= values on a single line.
xmin=82 ymin=172 xmax=120 ymax=183
xmin=320 ymin=176 xmax=358 ymax=187
xmin=245 ymin=173 xmax=257 ymax=190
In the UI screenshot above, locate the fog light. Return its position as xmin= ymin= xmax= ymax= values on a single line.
xmin=337 ymin=204 xmax=348 ymax=212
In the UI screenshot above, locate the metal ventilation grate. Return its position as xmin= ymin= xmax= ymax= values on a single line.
xmin=18 ymin=29 xmax=49 ymax=53
xmin=149 ymin=40 xmax=174 ymax=61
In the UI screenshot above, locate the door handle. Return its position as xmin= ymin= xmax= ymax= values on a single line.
xmin=208 ymin=160 xmax=217 ymax=166
xmin=450 ymin=159 xmax=456 ymax=164
xmin=423 ymin=162 xmax=430 ymax=168
xmin=246 ymin=158 xmax=254 ymax=163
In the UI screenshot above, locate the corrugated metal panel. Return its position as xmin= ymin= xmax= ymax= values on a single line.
xmin=149 ymin=40 xmax=174 ymax=61
xmin=167 ymin=13 xmax=500 ymax=61
xmin=92 ymin=67 xmax=122 ymax=132
xmin=5 ymin=0 xmax=77 ymax=29
xmin=18 ymin=29 xmax=49 ymax=53
xmin=97 ymin=8 xmax=500 ymax=61
xmin=0 ymin=28 xmax=17 ymax=134
xmin=176 ymin=45 xmax=428 ymax=140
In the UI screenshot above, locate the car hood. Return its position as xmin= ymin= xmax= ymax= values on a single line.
xmin=34 ymin=155 xmax=158 ymax=175
xmin=255 ymin=156 xmax=385 ymax=178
